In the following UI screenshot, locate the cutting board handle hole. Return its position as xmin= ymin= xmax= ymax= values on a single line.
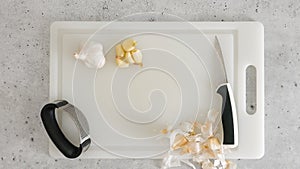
xmin=246 ymin=65 xmax=257 ymax=115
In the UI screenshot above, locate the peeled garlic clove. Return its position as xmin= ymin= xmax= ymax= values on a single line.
xmin=122 ymin=38 xmax=136 ymax=52
xmin=116 ymin=56 xmax=129 ymax=68
xmin=131 ymin=49 xmax=143 ymax=64
xmin=125 ymin=52 xmax=135 ymax=64
xmin=115 ymin=44 xmax=125 ymax=57
xmin=73 ymin=42 xmax=106 ymax=69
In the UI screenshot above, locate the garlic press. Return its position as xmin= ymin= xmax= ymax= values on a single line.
xmin=41 ymin=100 xmax=90 ymax=158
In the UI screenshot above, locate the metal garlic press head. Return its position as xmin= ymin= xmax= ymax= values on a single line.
xmin=41 ymin=100 xmax=90 ymax=158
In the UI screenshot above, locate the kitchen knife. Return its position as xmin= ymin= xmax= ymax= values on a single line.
xmin=215 ymin=36 xmax=238 ymax=148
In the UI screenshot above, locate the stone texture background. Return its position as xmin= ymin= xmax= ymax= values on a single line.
xmin=0 ymin=0 xmax=299 ymax=168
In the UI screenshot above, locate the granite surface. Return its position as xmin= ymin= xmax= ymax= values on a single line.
xmin=1 ymin=0 xmax=300 ymax=168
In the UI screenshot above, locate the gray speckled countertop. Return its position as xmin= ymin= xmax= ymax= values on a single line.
xmin=0 ymin=0 xmax=299 ymax=168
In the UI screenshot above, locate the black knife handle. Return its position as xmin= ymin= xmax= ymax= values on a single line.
xmin=217 ymin=84 xmax=237 ymax=145
xmin=40 ymin=100 xmax=83 ymax=158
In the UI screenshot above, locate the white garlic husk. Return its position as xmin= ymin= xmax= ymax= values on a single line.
xmin=74 ymin=41 xmax=105 ymax=69
xmin=180 ymin=122 xmax=194 ymax=133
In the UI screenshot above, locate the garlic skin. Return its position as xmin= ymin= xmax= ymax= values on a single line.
xmin=74 ymin=42 xmax=106 ymax=69
xmin=161 ymin=110 xmax=235 ymax=169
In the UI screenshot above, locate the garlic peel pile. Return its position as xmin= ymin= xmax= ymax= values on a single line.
xmin=161 ymin=110 xmax=236 ymax=169
xmin=115 ymin=38 xmax=143 ymax=67
xmin=74 ymin=41 xmax=106 ymax=69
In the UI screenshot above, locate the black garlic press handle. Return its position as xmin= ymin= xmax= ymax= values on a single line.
xmin=217 ymin=83 xmax=238 ymax=146
xmin=40 ymin=100 xmax=83 ymax=158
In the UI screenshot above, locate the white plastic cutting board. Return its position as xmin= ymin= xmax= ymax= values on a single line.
xmin=49 ymin=22 xmax=264 ymax=159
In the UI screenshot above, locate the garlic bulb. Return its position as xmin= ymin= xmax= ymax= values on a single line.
xmin=74 ymin=41 xmax=105 ymax=69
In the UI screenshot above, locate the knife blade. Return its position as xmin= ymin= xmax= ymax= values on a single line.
xmin=215 ymin=36 xmax=238 ymax=148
